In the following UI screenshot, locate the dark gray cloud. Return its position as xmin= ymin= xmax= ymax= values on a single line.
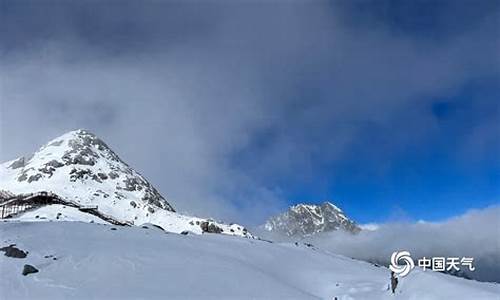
xmin=0 ymin=1 xmax=499 ymax=224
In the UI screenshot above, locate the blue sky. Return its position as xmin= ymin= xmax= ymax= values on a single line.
xmin=283 ymin=78 xmax=500 ymax=223
xmin=1 ymin=0 xmax=499 ymax=224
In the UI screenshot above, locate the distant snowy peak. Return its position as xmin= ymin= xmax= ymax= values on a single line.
xmin=264 ymin=202 xmax=361 ymax=237
xmin=1 ymin=129 xmax=174 ymax=213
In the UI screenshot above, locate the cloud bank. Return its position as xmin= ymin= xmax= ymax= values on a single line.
xmin=1 ymin=2 xmax=499 ymax=224
xmin=255 ymin=205 xmax=500 ymax=283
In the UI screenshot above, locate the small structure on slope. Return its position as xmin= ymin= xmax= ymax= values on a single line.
xmin=0 ymin=191 xmax=131 ymax=226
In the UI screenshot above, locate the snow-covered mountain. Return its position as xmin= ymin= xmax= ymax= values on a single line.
xmin=2 ymin=132 xmax=498 ymax=299
xmin=2 ymin=221 xmax=499 ymax=299
xmin=0 ymin=129 xmax=250 ymax=237
xmin=264 ymin=202 xmax=361 ymax=237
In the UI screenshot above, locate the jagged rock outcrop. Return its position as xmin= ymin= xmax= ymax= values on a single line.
xmin=1 ymin=129 xmax=174 ymax=213
xmin=264 ymin=202 xmax=360 ymax=237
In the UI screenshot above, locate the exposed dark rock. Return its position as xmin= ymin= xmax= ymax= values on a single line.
xmin=257 ymin=238 xmax=273 ymax=243
xmin=59 ymin=131 xmax=114 ymax=167
xmin=9 ymin=157 xmax=26 ymax=169
xmin=110 ymin=228 xmax=117 ymax=231
xmin=17 ymin=172 xmax=28 ymax=182
xmin=129 ymin=201 xmax=137 ymax=208
xmin=180 ymin=231 xmax=189 ymax=235
xmin=142 ymin=190 xmax=173 ymax=212
xmin=27 ymin=174 xmax=42 ymax=183
xmin=62 ymin=150 xmax=96 ymax=166
xmin=200 ymin=221 xmax=223 ymax=234
xmin=69 ymin=168 xmax=95 ymax=182
xmin=92 ymin=174 xmax=102 ymax=183
xmin=38 ymin=165 xmax=56 ymax=177
xmin=151 ymin=224 xmax=165 ymax=231
xmin=46 ymin=160 xmax=64 ymax=168
xmin=200 ymin=221 xmax=209 ymax=232
xmin=0 ymin=244 xmax=27 ymax=258
xmin=122 ymin=177 xmax=143 ymax=192
xmin=22 ymin=264 xmax=39 ymax=276
xmin=97 ymin=173 xmax=108 ymax=180
xmin=108 ymin=171 xmax=119 ymax=179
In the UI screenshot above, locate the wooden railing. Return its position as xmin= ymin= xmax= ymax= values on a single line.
xmin=0 ymin=191 xmax=132 ymax=226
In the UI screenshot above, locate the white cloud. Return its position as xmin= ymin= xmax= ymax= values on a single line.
xmin=290 ymin=206 xmax=500 ymax=283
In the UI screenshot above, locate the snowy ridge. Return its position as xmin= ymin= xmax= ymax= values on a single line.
xmin=1 ymin=221 xmax=498 ymax=299
xmin=265 ymin=202 xmax=361 ymax=237
xmin=0 ymin=130 xmax=251 ymax=237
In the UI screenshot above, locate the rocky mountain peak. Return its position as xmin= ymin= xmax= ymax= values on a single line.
xmin=0 ymin=130 xmax=253 ymax=238
xmin=1 ymin=129 xmax=174 ymax=213
xmin=8 ymin=129 xmax=118 ymax=170
xmin=264 ymin=201 xmax=361 ymax=237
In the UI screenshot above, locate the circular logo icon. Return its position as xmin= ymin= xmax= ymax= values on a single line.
xmin=389 ymin=250 xmax=414 ymax=277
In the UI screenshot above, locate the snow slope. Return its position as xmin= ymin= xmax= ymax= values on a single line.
xmin=0 ymin=130 xmax=250 ymax=237
xmin=9 ymin=204 xmax=108 ymax=224
xmin=1 ymin=221 xmax=498 ymax=300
